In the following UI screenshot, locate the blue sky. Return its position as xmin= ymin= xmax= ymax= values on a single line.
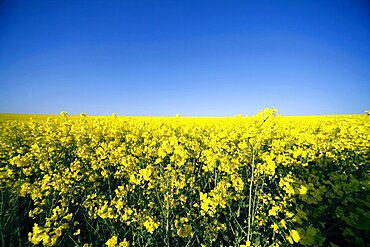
xmin=1 ymin=0 xmax=369 ymax=116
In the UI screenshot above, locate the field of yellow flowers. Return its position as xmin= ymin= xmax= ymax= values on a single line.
xmin=0 ymin=109 xmax=369 ymax=246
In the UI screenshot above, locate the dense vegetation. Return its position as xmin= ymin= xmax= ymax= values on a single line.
xmin=0 ymin=110 xmax=369 ymax=246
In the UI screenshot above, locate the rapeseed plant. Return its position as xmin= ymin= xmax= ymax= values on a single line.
xmin=0 ymin=110 xmax=368 ymax=246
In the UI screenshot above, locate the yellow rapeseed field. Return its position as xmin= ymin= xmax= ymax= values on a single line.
xmin=0 ymin=109 xmax=369 ymax=246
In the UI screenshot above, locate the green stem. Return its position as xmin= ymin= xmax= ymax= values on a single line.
xmin=247 ymin=116 xmax=268 ymax=243
xmin=247 ymin=146 xmax=256 ymax=243
xmin=251 ymin=174 xmax=265 ymax=227
xmin=0 ymin=189 xmax=5 ymax=247
xmin=165 ymin=171 xmax=171 ymax=247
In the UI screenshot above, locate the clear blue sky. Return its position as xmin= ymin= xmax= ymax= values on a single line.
xmin=1 ymin=0 xmax=369 ymax=116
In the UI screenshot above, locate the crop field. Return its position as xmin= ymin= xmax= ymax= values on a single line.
xmin=0 ymin=109 xmax=369 ymax=247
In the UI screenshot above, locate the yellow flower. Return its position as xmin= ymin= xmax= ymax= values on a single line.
xmin=73 ymin=229 xmax=81 ymax=236
xmin=286 ymin=211 xmax=294 ymax=218
xmin=268 ymin=205 xmax=279 ymax=216
xmin=143 ymin=217 xmax=160 ymax=234
xmin=64 ymin=213 xmax=73 ymax=221
xmin=299 ymin=185 xmax=308 ymax=195
xmin=240 ymin=240 xmax=251 ymax=247
xmin=271 ymin=223 xmax=279 ymax=233
xmin=118 ymin=238 xmax=130 ymax=247
xmin=106 ymin=235 xmax=118 ymax=247
xmin=286 ymin=236 xmax=293 ymax=244
xmin=280 ymin=219 xmax=287 ymax=229
xmin=290 ymin=229 xmax=301 ymax=243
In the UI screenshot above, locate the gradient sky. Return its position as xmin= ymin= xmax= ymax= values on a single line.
xmin=1 ymin=0 xmax=369 ymax=116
